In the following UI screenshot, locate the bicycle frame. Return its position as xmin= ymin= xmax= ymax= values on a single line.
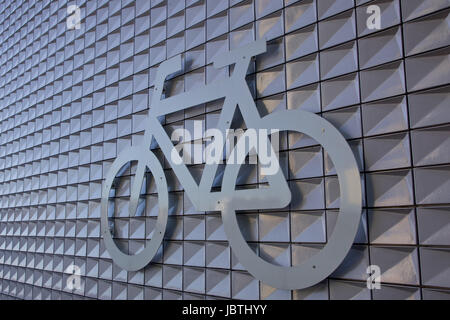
xmin=101 ymin=40 xmax=362 ymax=281
xmin=130 ymin=40 xmax=291 ymax=213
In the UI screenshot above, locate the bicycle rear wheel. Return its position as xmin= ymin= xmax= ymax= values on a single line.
xmin=221 ymin=109 xmax=362 ymax=290
xmin=101 ymin=146 xmax=168 ymax=271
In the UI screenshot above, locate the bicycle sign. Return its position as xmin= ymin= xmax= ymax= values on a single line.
xmin=101 ymin=40 xmax=362 ymax=290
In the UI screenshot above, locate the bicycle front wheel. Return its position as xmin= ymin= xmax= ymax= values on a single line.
xmin=221 ymin=109 xmax=362 ymax=290
xmin=101 ymin=146 xmax=168 ymax=272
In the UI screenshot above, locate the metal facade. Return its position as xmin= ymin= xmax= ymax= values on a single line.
xmin=0 ymin=0 xmax=449 ymax=300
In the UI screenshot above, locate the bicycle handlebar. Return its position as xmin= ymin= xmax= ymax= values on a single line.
xmin=213 ymin=39 xmax=267 ymax=68
xmin=152 ymin=39 xmax=267 ymax=106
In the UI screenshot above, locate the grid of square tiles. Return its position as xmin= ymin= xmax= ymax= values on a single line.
xmin=0 ymin=0 xmax=449 ymax=300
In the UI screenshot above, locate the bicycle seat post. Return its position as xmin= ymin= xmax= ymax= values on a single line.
xmin=152 ymin=55 xmax=182 ymax=106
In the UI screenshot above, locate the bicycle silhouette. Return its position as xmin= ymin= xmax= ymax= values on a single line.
xmin=101 ymin=40 xmax=362 ymax=290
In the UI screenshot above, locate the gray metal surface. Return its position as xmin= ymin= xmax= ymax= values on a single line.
xmin=0 ymin=0 xmax=449 ymax=300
